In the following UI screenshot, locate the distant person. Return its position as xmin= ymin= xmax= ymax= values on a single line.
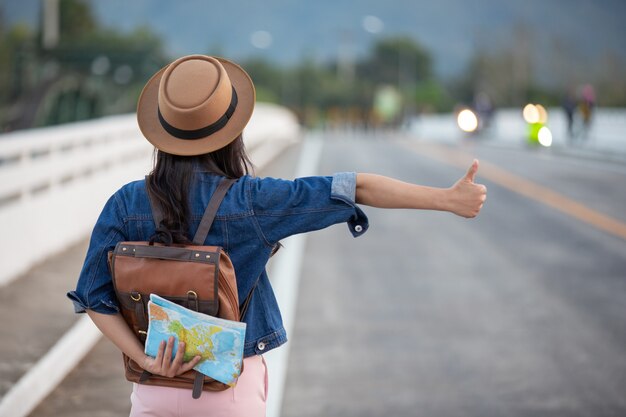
xmin=579 ymin=84 xmax=596 ymax=139
xmin=67 ymin=55 xmax=486 ymax=417
xmin=473 ymin=91 xmax=494 ymax=128
xmin=562 ymin=89 xmax=577 ymax=141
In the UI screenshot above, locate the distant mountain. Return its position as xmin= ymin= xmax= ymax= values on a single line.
xmin=3 ymin=0 xmax=626 ymax=78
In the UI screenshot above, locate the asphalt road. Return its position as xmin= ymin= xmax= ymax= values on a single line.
xmin=280 ymin=133 xmax=626 ymax=417
xmin=27 ymin=131 xmax=626 ymax=417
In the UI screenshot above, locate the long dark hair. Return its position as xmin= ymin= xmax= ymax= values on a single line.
xmin=146 ymin=135 xmax=253 ymax=243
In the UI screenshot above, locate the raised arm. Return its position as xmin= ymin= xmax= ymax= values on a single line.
xmin=356 ymin=159 xmax=487 ymax=218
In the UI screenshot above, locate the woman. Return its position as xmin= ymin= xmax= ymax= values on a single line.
xmin=68 ymin=55 xmax=486 ymax=416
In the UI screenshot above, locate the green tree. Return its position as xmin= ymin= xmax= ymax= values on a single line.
xmin=357 ymin=36 xmax=432 ymax=87
xmin=0 ymin=0 xmax=168 ymax=131
xmin=59 ymin=0 xmax=98 ymax=42
xmin=414 ymin=79 xmax=452 ymax=112
xmin=241 ymin=58 xmax=283 ymax=103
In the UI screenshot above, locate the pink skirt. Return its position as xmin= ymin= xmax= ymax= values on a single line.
xmin=129 ymin=355 xmax=268 ymax=417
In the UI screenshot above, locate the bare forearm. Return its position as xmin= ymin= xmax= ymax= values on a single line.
xmin=86 ymin=310 xmax=146 ymax=364
xmin=355 ymin=161 xmax=487 ymax=218
xmin=356 ymin=173 xmax=449 ymax=210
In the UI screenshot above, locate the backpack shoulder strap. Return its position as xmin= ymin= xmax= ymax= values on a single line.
xmin=192 ymin=178 xmax=236 ymax=245
xmin=145 ymin=176 xmax=165 ymax=228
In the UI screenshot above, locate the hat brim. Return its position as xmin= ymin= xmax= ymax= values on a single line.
xmin=136 ymin=57 xmax=255 ymax=156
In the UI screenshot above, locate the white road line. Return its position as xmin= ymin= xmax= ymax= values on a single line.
xmin=0 ymin=316 xmax=101 ymax=417
xmin=265 ymin=134 xmax=324 ymax=417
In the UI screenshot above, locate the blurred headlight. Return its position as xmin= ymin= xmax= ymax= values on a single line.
xmin=457 ymin=109 xmax=478 ymax=132
xmin=538 ymin=126 xmax=553 ymax=147
xmin=523 ymin=104 xmax=540 ymax=124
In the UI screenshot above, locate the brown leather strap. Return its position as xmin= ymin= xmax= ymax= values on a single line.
xmin=132 ymin=292 xmax=148 ymax=340
xmin=146 ymin=176 xmax=235 ymax=242
xmin=192 ymin=178 xmax=236 ymax=245
xmin=139 ymin=370 xmax=152 ymax=383
xmin=192 ymin=372 xmax=204 ymax=399
xmin=145 ymin=176 xmax=165 ymax=228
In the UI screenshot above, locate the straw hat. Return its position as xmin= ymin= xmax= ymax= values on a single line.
xmin=137 ymin=55 xmax=255 ymax=156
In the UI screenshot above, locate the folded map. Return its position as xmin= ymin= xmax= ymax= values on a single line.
xmin=145 ymin=294 xmax=247 ymax=387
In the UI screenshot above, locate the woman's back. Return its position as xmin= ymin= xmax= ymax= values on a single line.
xmin=73 ymin=170 xmax=367 ymax=357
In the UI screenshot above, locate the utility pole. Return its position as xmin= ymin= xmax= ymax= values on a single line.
xmin=42 ymin=0 xmax=60 ymax=50
xmin=337 ymin=30 xmax=355 ymax=84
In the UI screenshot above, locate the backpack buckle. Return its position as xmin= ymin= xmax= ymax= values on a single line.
xmin=187 ymin=290 xmax=199 ymax=311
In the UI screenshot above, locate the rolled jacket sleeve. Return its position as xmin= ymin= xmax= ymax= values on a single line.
xmin=249 ymin=172 xmax=369 ymax=245
xmin=330 ymin=172 xmax=368 ymax=237
xmin=67 ymin=193 xmax=126 ymax=315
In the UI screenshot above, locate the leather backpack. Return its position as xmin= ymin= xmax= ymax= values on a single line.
xmin=109 ymin=177 xmax=254 ymax=398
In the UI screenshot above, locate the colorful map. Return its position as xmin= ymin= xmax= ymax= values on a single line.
xmin=145 ymin=294 xmax=246 ymax=387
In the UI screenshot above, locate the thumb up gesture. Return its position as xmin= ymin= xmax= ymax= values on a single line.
xmin=447 ymin=159 xmax=487 ymax=218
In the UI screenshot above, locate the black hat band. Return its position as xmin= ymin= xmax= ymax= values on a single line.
xmin=157 ymin=87 xmax=238 ymax=140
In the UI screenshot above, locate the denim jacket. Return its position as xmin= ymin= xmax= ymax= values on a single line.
xmin=67 ymin=172 xmax=368 ymax=357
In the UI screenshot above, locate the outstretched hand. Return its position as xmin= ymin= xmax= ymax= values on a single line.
xmin=447 ymin=159 xmax=487 ymax=218
xmin=141 ymin=336 xmax=202 ymax=378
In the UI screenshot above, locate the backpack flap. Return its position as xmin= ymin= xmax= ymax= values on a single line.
xmin=110 ymin=241 xmax=221 ymax=338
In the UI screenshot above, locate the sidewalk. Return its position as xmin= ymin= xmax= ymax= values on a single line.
xmin=0 ymin=237 xmax=132 ymax=417
xmin=29 ymin=338 xmax=130 ymax=417
xmin=0 ymin=240 xmax=89 ymax=400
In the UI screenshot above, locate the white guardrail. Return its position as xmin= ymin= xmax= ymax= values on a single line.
xmin=0 ymin=103 xmax=300 ymax=286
